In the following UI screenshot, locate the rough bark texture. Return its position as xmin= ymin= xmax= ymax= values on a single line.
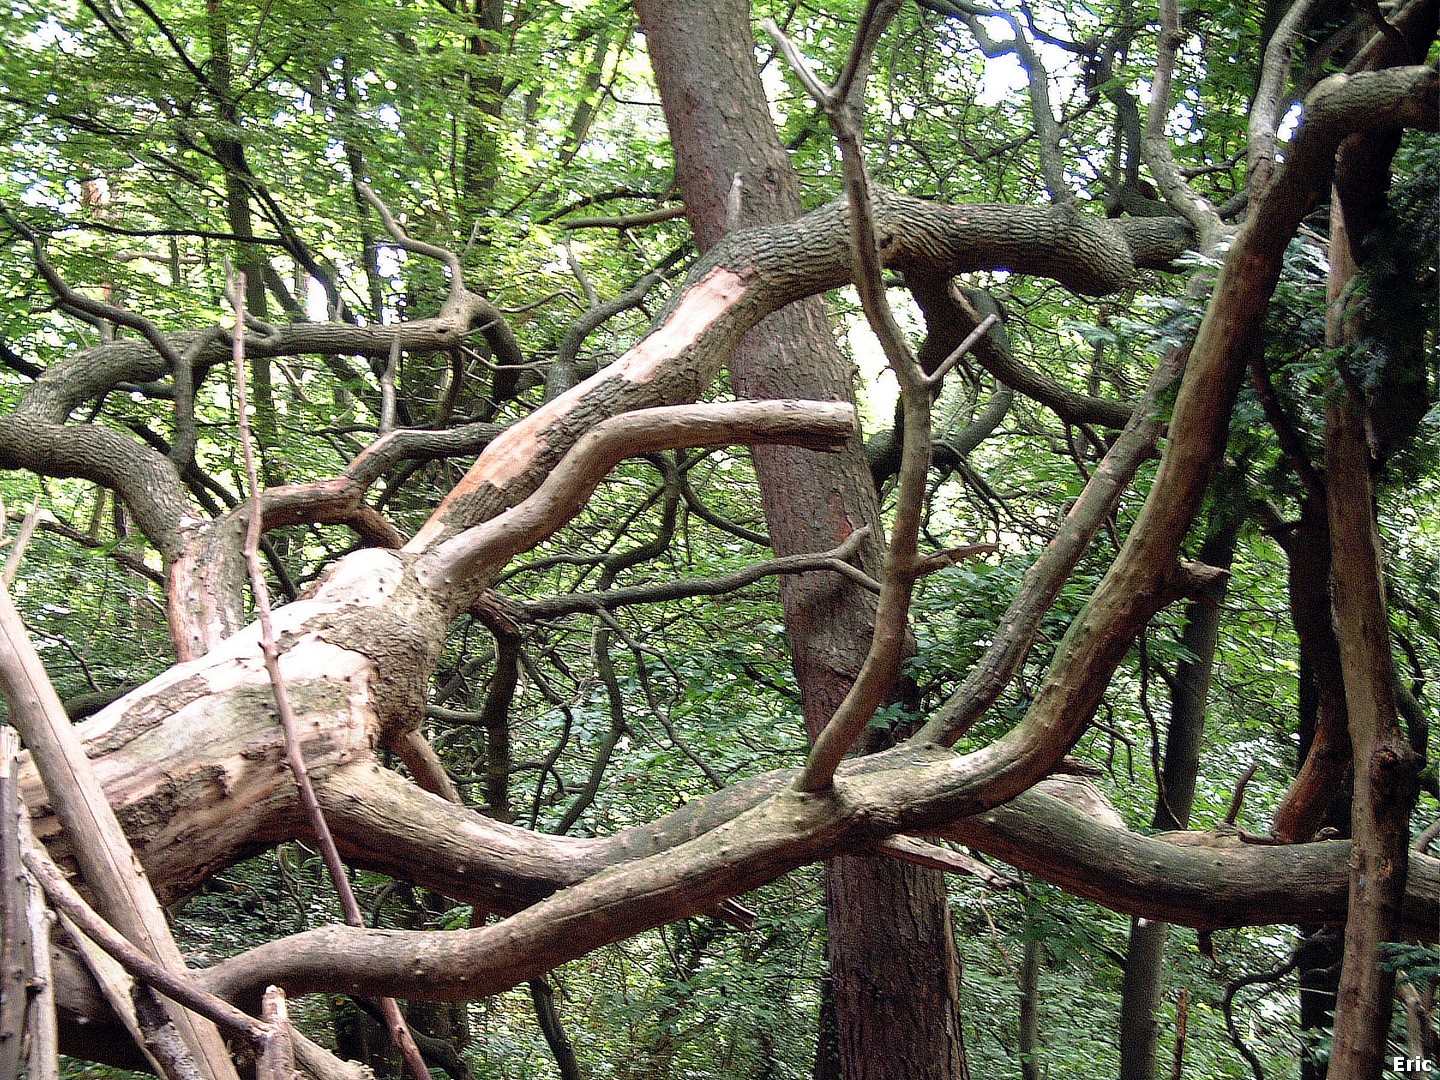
xmin=1 ymin=30 xmax=1435 ymax=1069
xmin=825 ymin=855 xmax=970 ymax=1080
xmin=1324 ymin=384 xmax=1419 ymax=1077
xmin=1272 ymin=498 xmax=1353 ymax=844
xmin=1322 ymin=150 xmax=1423 ymax=1079
xmin=634 ymin=2 xmax=968 ymax=1076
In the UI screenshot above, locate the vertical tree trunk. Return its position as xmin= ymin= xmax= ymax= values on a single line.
xmin=1322 ymin=154 xmax=1423 ymax=1078
xmin=1018 ymin=932 xmax=1042 ymax=1080
xmin=460 ymin=0 xmax=507 ymax=220
xmin=1119 ymin=513 xmax=1239 ymax=1080
xmin=636 ymin=3 xmax=969 ymax=1076
xmin=1277 ymin=501 xmax=1350 ymax=1080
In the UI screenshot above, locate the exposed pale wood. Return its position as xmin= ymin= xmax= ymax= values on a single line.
xmin=0 ymin=587 xmax=240 ymax=1080
xmin=56 ymin=911 xmax=165 ymax=1076
xmin=0 ymin=729 xmax=32 ymax=1080
xmin=23 ymin=836 xmax=267 ymax=1044
xmin=257 ymin=988 xmax=296 ymax=1080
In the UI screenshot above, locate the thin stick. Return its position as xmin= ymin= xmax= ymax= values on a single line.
xmin=2 ymin=499 xmax=41 ymax=586
xmin=19 ymin=835 xmax=268 ymax=1044
xmin=231 ymin=274 xmax=435 ymax=1080
xmin=926 ymin=314 xmax=1000 ymax=389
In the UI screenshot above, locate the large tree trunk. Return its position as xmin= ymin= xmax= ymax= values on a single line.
xmin=634 ymin=2 xmax=970 ymax=1076
xmin=1322 ymin=123 xmax=1424 ymax=1080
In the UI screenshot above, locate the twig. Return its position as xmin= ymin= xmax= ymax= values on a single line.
xmin=913 ymin=542 xmax=998 ymax=577
xmin=354 ymin=182 xmax=465 ymax=308
xmin=558 ymin=205 xmax=686 ymax=231
xmin=231 ymin=273 xmax=435 ymax=1080
xmin=0 ymin=202 xmax=191 ymax=374
xmin=926 ymin=313 xmax=999 ymax=389
xmin=2 ymin=499 xmax=41 ymax=587
xmin=1355 ymin=0 xmax=1414 ymax=60
xmin=1221 ymin=956 xmax=1297 ymax=1080
xmin=1170 ymin=985 xmax=1189 ymax=1080
xmin=518 ymin=528 xmax=877 ymax=618
xmin=1224 ymin=761 xmax=1261 ymax=826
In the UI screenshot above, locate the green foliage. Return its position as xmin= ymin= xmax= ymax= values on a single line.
xmin=1382 ymin=943 xmax=1440 ymax=986
xmin=3 ymin=0 xmax=1437 ymax=1077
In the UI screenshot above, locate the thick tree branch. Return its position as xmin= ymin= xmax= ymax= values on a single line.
xmin=1143 ymin=0 xmax=1226 ymax=248
xmin=415 ymin=400 xmax=856 ymax=591
xmin=193 ymin=762 xmax=1440 ymax=1007
xmin=0 ymin=588 xmax=239 ymax=1080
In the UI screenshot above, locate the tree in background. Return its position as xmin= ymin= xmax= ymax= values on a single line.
xmin=0 ymin=1 xmax=1435 ymax=1078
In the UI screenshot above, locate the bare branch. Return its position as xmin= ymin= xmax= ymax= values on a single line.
xmin=256 ymin=989 xmax=296 ymax=1080
xmin=558 ymin=206 xmax=687 ymax=230
xmin=1143 ymin=0 xmax=1226 ymax=249
xmin=926 ymin=312 xmax=1000 ymax=389
xmin=957 ymin=8 xmax=1073 ymax=203
xmin=2 ymin=499 xmax=40 ymax=587
xmin=1249 ymin=0 xmax=1317 ymax=199
xmin=518 ymin=528 xmax=877 ymax=619
xmin=415 ymin=400 xmax=856 ymax=591
xmin=354 ymin=182 xmax=466 ymax=306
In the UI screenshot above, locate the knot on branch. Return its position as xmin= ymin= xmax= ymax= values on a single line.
xmin=1165 ymin=559 xmax=1231 ymax=604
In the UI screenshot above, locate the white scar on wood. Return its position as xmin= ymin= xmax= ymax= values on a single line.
xmin=408 ymin=267 xmax=748 ymax=550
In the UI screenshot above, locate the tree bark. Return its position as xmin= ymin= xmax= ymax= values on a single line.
xmin=1322 ymin=133 xmax=1424 ymax=1078
xmin=0 ymin=589 xmax=239 ymax=1080
xmin=635 ymin=2 xmax=969 ymax=1075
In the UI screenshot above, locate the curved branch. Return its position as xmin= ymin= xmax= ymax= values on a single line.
xmin=517 ymin=528 xmax=877 ymax=619
xmin=1249 ymin=0 xmax=1317 ymax=199
xmin=1143 ymin=0 xmax=1226 ymax=248
xmin=416 ymin=400 xmax=856 ymax=590
xmin=407 ymin=192 xmax=1194 ymax=553
xmin=196 ymin=759 xmax=1439 ymax=1006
